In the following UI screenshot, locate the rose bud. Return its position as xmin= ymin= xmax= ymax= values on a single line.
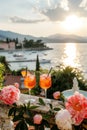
xmin=14 ymin=82 xmax=20 ymax=88
xmin=53 ymin=91 xmax=61 ymax=99
xmin=33 ymin=114 xmax=42 ymax=124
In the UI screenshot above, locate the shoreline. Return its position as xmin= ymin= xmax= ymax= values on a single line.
xmin=0 ymin=47 xmax=53 ymax=52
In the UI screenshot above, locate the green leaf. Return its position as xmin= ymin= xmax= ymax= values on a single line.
xmin=25 ymin=109 xmax=32 ymax=117
xmin=13 ymin=115 xmax=23 ymax=122
xmin=53 ymin=107 xmax=61 ymax=111
xmin=15 ymin=121 xmax=21 ymax=130
xmin=49 ymin=103 xmax=53 ymax=109
xmin=27 ymin=101 xmax=30 ymax=108
xmin=42 ymin=119 xmax=50 ymax=128
xmin=38 ymin=98 xmax=46 ymax=106
xmin=25 ymin=118 xmax=33 ymax=126
xmin=29 ymin=105 xmax=39 ymax=110
xmin=42 ymin=114 xmax=51 ymax=119
xmin=35 ymin=125 xmax=39 ymax=130
xmin=51 ymin=125 xmax=59 ymax=130
xmin=15 ymin=120 xmax=28 ymax=130
xmin=39 ymin=125 xmax=44 ymax=130
xmin=8 ymin=107 xmax=16 ymax=116
xmin=21 ymin=121 xmax=28 ymax=130
xmin=13 ymin=103 xmax=17 ymax=107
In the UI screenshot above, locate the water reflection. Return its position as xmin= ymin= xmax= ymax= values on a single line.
xmin=62 ymin=43 xmax=80 ymax=67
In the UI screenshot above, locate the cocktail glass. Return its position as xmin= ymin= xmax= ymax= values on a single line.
xmin=21 ymin=69 xmax=30 ymax=89
xmin=24 ymin=74 xmax=36 ymax=95
xmin=39 ymin=74 xmax=52 ymax=98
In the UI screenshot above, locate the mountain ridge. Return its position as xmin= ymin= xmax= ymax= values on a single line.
xmin=0 ymin=30 xmax=87 ymax=43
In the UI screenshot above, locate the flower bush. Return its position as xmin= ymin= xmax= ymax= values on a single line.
xmin=0 ymin=83 xmax=87 ymax=130
xmin=55 ymin=91 xmax=87 ymax=130
xmin=47 ymin=66 xmax=87 ymax=99
xmin=0 ymin=85 xmax=20 ymax=105
xmin=7 ymin=91 xmax=86 ymax=130
xmin=65 ymin=92 xmax=87 ymax=126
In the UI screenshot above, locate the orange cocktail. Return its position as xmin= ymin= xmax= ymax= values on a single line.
xmin=40 ymin=74 xmax=52 ymax=98
xmin=24 ymin=74 xmax=36 ymax=94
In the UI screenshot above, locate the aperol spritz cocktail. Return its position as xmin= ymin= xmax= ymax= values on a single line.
xmin=24 ymin=74 xmax=36 ymax=94
xmin=40 ymin=74 xmax=52 ymax=98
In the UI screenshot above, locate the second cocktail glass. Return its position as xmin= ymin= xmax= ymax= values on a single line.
xmin=40 ymin=74 xmax=52 ymax=98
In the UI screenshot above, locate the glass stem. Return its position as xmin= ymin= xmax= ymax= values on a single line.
xmin=44 ymin=89 xmax=47 ymax=98
xmin=29 ymin=88 xmax=31 ymax=95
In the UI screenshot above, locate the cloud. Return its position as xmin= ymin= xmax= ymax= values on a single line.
xmin=10 ymin=16 xmax=45 ymax=23
xmin=37 ymin=0 xmax=87 ymax=21
xmin=34 ymin=0 xmax=70 ymax=21
xmin=79 ymin=0 xmax=87 ymax=9
xmin=60 ymin=0 xmax=69 ymax=10
xmin=40 ymin=6 xmax=69 ymax=21
xmin=1 ymin=0 xmax=87 ymax=24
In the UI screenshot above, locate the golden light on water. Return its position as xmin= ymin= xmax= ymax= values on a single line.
xmin=62 ymin=43 xmax=78 ymax=67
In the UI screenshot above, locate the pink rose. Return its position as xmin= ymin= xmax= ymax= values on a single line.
xmin=33 ymin=114 xmax=42 ymax=124
xmin=65 ymin=92 xmax=87 ymax=125
xmin=0 ymin=85 xmax=20 ymax=105
xmin=53 ymin=91 xmax=60 ymax=99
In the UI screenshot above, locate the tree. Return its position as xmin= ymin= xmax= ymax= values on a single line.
xmin=15 ymin=38 xmax=19 ymax=49
xmin=36 ymin=55 xmax=40 ymax=71
xmin=6 ymin=38 xmax=9 ymax=43
xmin=31 ymin=55 xmax=41 ymax=95
xmin=23 ymin=38 xmax=46 ymax=48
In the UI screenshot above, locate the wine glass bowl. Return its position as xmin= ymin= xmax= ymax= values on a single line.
xmin=40 ymin=74 xmax=52 ymax=98
xmin=24 ymin=74 xmax=36 ymax=94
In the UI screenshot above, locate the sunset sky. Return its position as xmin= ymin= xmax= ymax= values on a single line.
xmin=0 ymin=0 xmax=87 ymax=37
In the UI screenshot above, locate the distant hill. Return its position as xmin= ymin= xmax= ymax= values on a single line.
xmin=0 ymin=30 xmax=38 ymax=41
xmin=0 ymin=30 xmax=87 ymax=43
xmin=41 ymin=34 xmax=87 ymax=43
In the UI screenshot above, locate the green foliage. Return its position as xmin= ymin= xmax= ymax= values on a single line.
xmin=38 ymin=98 xmax=46 ymax=106
xmin=15 ymin=120 xmax=28 ymax=130
xmin=51 ymin=125 xmax=59 ymax=130
xmin=8 ymin=98 xmax=61 ymax=130
xmin=6 ymin=38 xmax=10 ymax=43
xmin=0 ymin=63 xmax=5 ymax=89
xmin=0 ymin=56 xmax=11 ymax=73
xmin=47 ymin=65 xmax=87 ymax=99
xmin=23 ymin=38 xmax=46 ymax=48
xmin=17 ymin=65 xmax=87 ymax=97
xmin=11 ymin=69 xmax=22 ymax=76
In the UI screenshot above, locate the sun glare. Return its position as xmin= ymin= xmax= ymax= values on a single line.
xmin=63 ymin=15 xmax=82 ymax=31
xmin=62 ymin=43 xmax=79 ymax=67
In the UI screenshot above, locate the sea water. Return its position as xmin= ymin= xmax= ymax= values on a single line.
xmin=0 ymin=43 xmax=87 ymax=79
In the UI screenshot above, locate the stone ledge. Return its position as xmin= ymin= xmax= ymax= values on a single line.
xmin=0 ymin=93 xmax=63 ymax=130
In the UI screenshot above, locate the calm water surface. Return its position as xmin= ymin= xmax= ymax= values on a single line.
xmin=0 ymin=43 xmax=87 ymax=78
xmin=46 ymin=43 xmax=87 ymax=78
